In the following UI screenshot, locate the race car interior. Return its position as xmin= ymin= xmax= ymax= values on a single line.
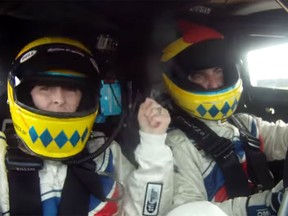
xmin=0 ymin=0 xmax=288 ymax=176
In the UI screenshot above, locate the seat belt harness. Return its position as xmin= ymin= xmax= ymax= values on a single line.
xmin=5 ymin=130 xmax=105 ymax=215
xmin=229 ymin=115 xmax=274 ymax=191
xmin=173 ymin=113 xmax=251 ymax=198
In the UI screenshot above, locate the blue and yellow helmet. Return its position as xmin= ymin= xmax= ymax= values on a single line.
xmin=161 ymin=20 xmax=242 ymax=120
xmin=7 ymin=37 xmax=101 ymax=159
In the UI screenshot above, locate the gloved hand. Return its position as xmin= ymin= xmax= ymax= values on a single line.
xmin=247 ymin=181 xmax=283 ymax=216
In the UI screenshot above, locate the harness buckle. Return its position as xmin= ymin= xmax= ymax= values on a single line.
xmin=5 ymin=146 xmax=43 ymax=171
xmin=240 ymin=130 xmax=261 ymax=149
xmin=210 ymin=138 xmax=235 ymax=161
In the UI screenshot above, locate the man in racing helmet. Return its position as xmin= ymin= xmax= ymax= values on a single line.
xmin=161 ymin=20 xmax=288 ymax=216
xmin=0 ymin=36 xmax=174 ymax=216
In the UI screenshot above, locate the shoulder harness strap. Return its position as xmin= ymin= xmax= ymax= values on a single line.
xmin=5 ymin=129 xmax=43 ymax=216
xmin=5 ymin=129 xmax=106 ymax=215
xmin=229 ymin=115 xmax=274 ymax=191
xmin=172 ymin=111 xmax=251 ymax=198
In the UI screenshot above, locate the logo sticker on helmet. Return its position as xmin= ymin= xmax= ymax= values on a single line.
xmin=20 ymin=50 xmax=37 ymax=63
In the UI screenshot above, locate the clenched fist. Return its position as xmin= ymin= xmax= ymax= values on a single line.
xmin=137 ymin=98 xmax=171 ymax=134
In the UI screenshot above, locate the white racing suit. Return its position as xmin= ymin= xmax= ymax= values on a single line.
xmin=0 ymin=130 xmax=173 ymax=216
xmin=166 ymin=113 xmax=288 ymax=216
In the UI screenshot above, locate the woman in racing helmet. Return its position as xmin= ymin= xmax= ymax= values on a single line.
xmin=7 ymin=37 xmax=101 ymax=159
xmin=1 ymin=36 xmax=174 ymax=216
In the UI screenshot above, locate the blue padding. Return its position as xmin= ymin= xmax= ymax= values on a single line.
xmin=95 ymin=80 xmax=122 ymax=123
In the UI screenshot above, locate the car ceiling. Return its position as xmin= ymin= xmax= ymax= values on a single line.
xmin=0 ymin=1 xmax=286 ymax=63
xmin=0 ymin=0 xmax=287 ymax=89
xmin=0 ymin=1 xmax=285 ymax=39
xmin=0 ymin=0 xmax=284 ymax=26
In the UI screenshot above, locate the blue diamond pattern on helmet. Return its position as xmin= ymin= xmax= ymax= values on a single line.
xmin=231 ymin=99 xmax=238 ymax=111
xmin=40 ymin=129 xmax=53 ymax=147
xmin=81 ymin=128 xmax=88 ymax=142
xmin=29 ymin=126 xmax=38 ymax=143
xmin=221 ymin=102 xmax=231 ymax=115
xmin=209 ymin=105 xmax=220 ymax=117
xmin=70 ymin=131 xmax=80 ymax=147
xmin=197 ymin=105 xmax=207 ymax=117
xmin=55 ymin=131 xmax=68 ymax=148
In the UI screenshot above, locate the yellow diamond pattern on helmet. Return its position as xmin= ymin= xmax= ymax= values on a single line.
xmin=162 ymin=73 xmax=243 ymax=120
xmin=195 ymin=97 xmax=239 ymax=119
xmin=29 ymin=127 xmax=88 ymax=148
